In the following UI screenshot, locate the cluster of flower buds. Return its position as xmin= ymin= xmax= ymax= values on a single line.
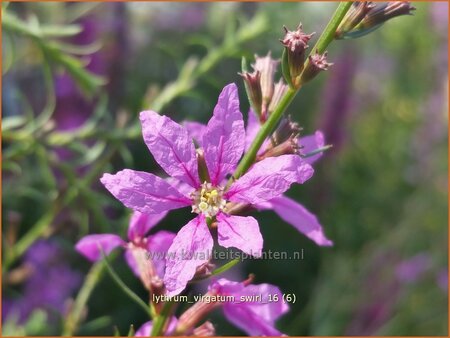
xmin=336 ymin=1 xmax=416 ymax=39
xmin=257 ymin=115 xmax=301 ymax=161
xmin=240 ymin=53 xmax=288 ymax=122
xmin=280 ymin=23 xmax=332 ymax=87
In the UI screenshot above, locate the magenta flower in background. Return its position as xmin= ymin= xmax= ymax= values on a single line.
xmin=210 ymin=278 xmax=289 ymax=336
xmin=76 ymin=211 xmax=174 ymax=284
xmin=100 ymin=83 xmax=314 ymax=296
xmin=2 ymin=240 xmax=81 ymax=324
xmin=395 ymin=253 xmax=431 ymax=284
xmin=186 ymin=107 xmax=333 ymax=247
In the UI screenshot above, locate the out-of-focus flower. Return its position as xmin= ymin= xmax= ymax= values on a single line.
xmin=437 ymin=268 xmax=448 ymax=293
xmin=101 ymin=83 xmax=315 ymax=296
xmin=317 ymin=49 xmax=358 ymax=153
xmin=76 ymin=211 xmax=174 ymax=290
xmin=175 ymin=278 xmax=289 ymax=336
xmin=395 ymin=253 xmax=431 ymax=283
xmin=3 ymin=240 xmax=82 ymax=324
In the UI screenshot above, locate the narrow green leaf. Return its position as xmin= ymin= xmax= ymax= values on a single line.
xmin=281 ymin=48 xmax=295 ymax=89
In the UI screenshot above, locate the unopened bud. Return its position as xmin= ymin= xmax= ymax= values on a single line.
xmin=175 ymin=290 xmax=221 ymax=334
xmin=239 ymin=70 xmax=263 ymax=116
xmin=300 ymin=50 xmax=333 ymax=84
xmin=280 ymin=23 xmax=315 ymax=85
xmin=341 ymin=1 xmax=416 ymax=38
xmin=336 ymin=1 xmax=376 ymax=38
xmin=194 ymin=261 xmax=215 ymax=279
xmin=268 ymin=79 xmax=289 ymax=115
xmin=252 ymin=52 xmax=279 ymax=118
xmin=257 ymin=136 xmax=299 ymax=161
xmin=193 ymin=321 xmax=216 ymax=336
xmin=272 ymin=115 xmax=301 ymax=146
xmin=359 ymin=1 xmax=416 ymax=29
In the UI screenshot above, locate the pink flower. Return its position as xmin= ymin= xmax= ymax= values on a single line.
xmin=75 ymin=211 xmax=175 ymax=285
xmin=214 ymin=278 xmax=289 ymax=336
xmin=186 ymin=108 xmax=333 ymax=247
xmin=100 ymin=83 xmax=314 ymax=296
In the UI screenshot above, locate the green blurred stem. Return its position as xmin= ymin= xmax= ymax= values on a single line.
xmin=100 ymin=250 xmax=151 ymax=317
xmin=230 ymin=2 xmax=351 ymax=181
xmin=301 ymin=2 xmax=352 ymax=73
xmin=151 ymin=301 xmax=175 ymax=336
xmin=63 ymin=260 xmax=107 ymax=336
xmin=212 ymin=258 xmax=240 ymax=276
xmin=2 ymin=204 xmax=59 ymax=272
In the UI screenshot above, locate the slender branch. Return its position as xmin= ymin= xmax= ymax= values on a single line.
xmin=151 ymin=301 xmax=175 ymax=336
xmin=100 ymin=250 xmax=151 ymax=317
xmin=230 ymin=2 xmax=352 ymax=182
xmin=63 ymin=260 xmax=107 ymax=336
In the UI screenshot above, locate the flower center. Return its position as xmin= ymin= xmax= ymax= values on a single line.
xmin=191 ymin=182 xmax=227 ymax=217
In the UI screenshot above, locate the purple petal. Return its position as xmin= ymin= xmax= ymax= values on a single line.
xmin=164 ymin=215 xmax=213 ymax=296
xmin=147 ymin=231 xmax=176 ymax=278
xmin=183 ymin=121 xmax=206 ymax=147
xmin=226 ymin=155 xmax=314 ymax=204
xmin=212 ymin=278 xmax=288 ymax=336
xmin=101 ymin=169 xmax=191 ymax=214
xmin=125 ymin=231 xmax=175 ymax=279
xmin=245 ymin=109 xmax=260 ymax=152
xmin=75 ymin=234 xmax=125 ymax=262
xmin=203 ymin=83 xmax=245 ymax=185
xmin=217 ymin=214 xmax=263 ymax=257
xmin=300 ymin=130 xmax=325 ymax=165
xmin=135 ymin=321 xmax=152 ymax=337
xmin=124 ymin=247 xmax=141 ymax=277
xmin=244 ymin=109 xmax=274 ymax=155
xmin=127 ymin=211 xmax=168 ymax=241
xmin=258 ymin=196 xmax=333 ymax=246
xmin=140 ymin=111 xmax=200 ymax=188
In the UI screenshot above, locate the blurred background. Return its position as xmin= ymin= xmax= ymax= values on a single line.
xmin=2 ymin=2 xmax=448 ymax=336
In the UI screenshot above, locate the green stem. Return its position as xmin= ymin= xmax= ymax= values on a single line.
xmin=63 ymin=260 xmax=107 ymax=336
xmin=211 ymin=258 xmax=240 ymax=276
xmin=231 ymin=87 xmax=297 ymax=181
xmin=301 ymin=2 xmax=352 ymax=71
xmin=100 ymin=250 xmax=151 ymax=317
xmin=151 ymin=301 xmax=175 ymax=336
xmin=3 ymin=204 xmax=59 ymax=272
xmin=230 ymin=2 xmax=352 ymax=181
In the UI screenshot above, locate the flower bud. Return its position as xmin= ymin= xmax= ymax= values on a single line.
xmin=300 ymin=50 xmax=333 ymax=84
xmin=193 ymin=321 xmax=216 ymax=336
xmin=280 ymin=23 xmax=315 ymax=84
xmin=339 ymin=1 xmax=416 ymax=39
xmin=252 ymin=52 xmax=279 ymax=118
xmin=359 ymin=1 xmax=416 ymax=29
xmin=272 ymin=115 xmax=301 ymax=146
xmin=239 ymin=70 xmax=263 ymax=116
xmin=267 ymin=79 xmax=288 ymax=115
xmin=175 ymin=289 xmax=221 ymax=334
xmin=335 ymin=1 xmax=376 ymax=39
